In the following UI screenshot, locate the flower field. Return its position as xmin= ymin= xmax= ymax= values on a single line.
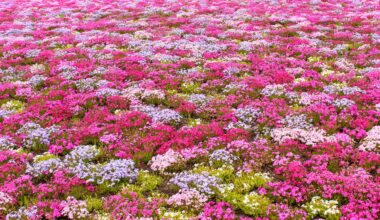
xmin=0 ymin=0 xmax=380 ymax=219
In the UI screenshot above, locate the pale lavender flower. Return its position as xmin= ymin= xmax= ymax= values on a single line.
xmin=64 ymin=145 xmax=99 ymax=163
xmin=333 ymin=98 xmax=355 ymax=109
xmin=90 ymin=67 xmax=107 ymax=76
xmin=152 ymin=109 xmax=182 ymax=124
xmin=59 ymin=67 xmax=77 ymax=79
xmin=323 ymin=85 xmax=340 ymax=94
xmin=223 ymin=67 xmax=240 ymax=76
xmin=25 ymin=49 xmax=41 ymax=58
xmin=359 ymin=67 xmax=380 ymax=75
xmin=227 ymin=105 xmax=261 ymax=131
xmin=95 ymin=88 xmax=121 ymax=97
xmin=333 ymin=44 xmax=349 ymax=53
xmin=28 ymin=75 xmax=47 ymax=87
xmin=223 ymin=82 xmax=247 ymax=93
xmin=57 ymin=63 xmax=76 ymax=72
xmin=0 ymin=136 xmax=16 ymax=150
xmin=74 ymin=78 xmax=97 ymax=92
xmin=26 ymin=158 xmax=64 ymax=177
xmin=170 ymin=172 xmax=221 ymax=195
xmin=239 ymin=41 xmax=253 ymax=51
xmin=188 ymin=94 xmax=208 ymax=106
xmin=17 ymin=122 xmax=58 ymax=149
xmin=69 ymin=162 xmax=100 ymax=183
xmin=261 ymin=84 xmax=286 ymax=97
xmin=6 ymin=206 xmax=38 ymax=220
xmin=209 ymin=149 xmax=237 ymax=167
xmin=134 ymin=105 xmax=182 ymax=124
xmin=153 ymin=53 xmax=180 ymax=62
xmin=0 ymin=109 xmax=14 ymax=118
xmin=281 ymin=114 xmax=312 ymax=129
xmin=235 ymin=106 xmax=261 ymax=125
xmin=99 ymin=159 xmax=139 ymax=185
xmin=226 ymin=121 xmax=251 ymax=130
xmin=341 ymin=86 xmax=364 ymax=95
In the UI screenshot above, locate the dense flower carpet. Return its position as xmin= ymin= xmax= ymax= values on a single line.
xmin=0 ymin=0 xmax=379 ymax=219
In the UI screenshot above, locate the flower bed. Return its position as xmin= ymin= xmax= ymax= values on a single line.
xmin=0 ymin=0 xmax=379 ymax=219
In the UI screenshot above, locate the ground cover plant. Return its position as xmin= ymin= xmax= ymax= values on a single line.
xmin=0 ymin=0 xmax=379 ymax=219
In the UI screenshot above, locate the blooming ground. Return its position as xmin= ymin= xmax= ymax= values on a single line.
xmin=0 ymin=0 xmax=379 ymax=219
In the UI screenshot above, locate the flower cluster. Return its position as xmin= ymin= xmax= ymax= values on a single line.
xmin=302 ymin=196 xmax=341 ymax=220
xmin=60 ymin=196 xmax=89 ymax=219
xmin=209 ymin=149 xmax=237 ymax=167
xmin=64 ymin=145 xmax=99 ymax=163
xmin=0 ymin=136 xmax=16 ymax=150
xmin=104 ymin=192 xmax=163 ymax=219
xmin=0 ymin=192 xmax=12 ymax=212
xmin=133 ymin=105 xmax=182 ymax=125
xmin=26 ymin=158 xmax=64 ymax=177
xmin=16 ymin=122 xmax=58 ymax=149
xmin=167 ymin=188 xmax=208 ymax=210
xmin=199 ymin=201 xmax=235 ymax=220
xmin=98 ymin=159 xmax=139 ymax=185
xmin=271 ymin=127 xmax=335 ymax=146
xmin=281 ymin=114 xmax=313 ymax=129
xmin=170 ymin=172 xmax=221 ymax=195
xmin=359 ymin=126 xmax=380 ymax=152
xmin=149 ymin=149 xmax=184 ymax=172
xmin=6 ymin=206 xmax=38 ymax=220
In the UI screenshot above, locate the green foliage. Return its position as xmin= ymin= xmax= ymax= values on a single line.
xmin=33 ymin=153 xmax=59 ymax=163
xmin=192 ymin=164 xmax=235 ymax=183
xmin=121 ymin=171 xmax=164 ymax=196
xmin=164 ymin=161 xmax=187 ymax=173
xmin=69 ymin=185 xmax=92 ymax=199
xmin=233 ymin=172 xmax=270 ymax=194
xmin=136 ymin=171 xmax=163 ymax=193
xmin=1 ymin=100 xmax=25 ymax=112
xmin=29 ymin=141 xmax=49 ymax=154
xmin=97 ymin=182 xmax=123 ymax=195
xmin=222 ymin=191 xmax=271 ymax=217
xmin=158 ymin=207 xmax=196 ymax=220
xmin=121 ymin=184 xmax=144 ymax=196
xmin=307 ymin=56 xmax=320 ymax=63
xmin=17 ymin=195 xmax=37 ymax=207
xmin=327 ymin=159 xmax=341 ymax=173
xmin=331 ymin=193 xmax=349 ymax=206
xmin=303 ymin=196 xmax=341 ymax=220
xmin=181 ymin=82 xmax=200 ymax=94
xmin=187 ymin=118 xmax=202 ymax=127
xmin=86 ymin=197 xmax=104 ymax=212
xmin=133 ymin=151 xmax=154 ymax=164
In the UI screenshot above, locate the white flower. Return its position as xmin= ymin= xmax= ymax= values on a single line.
xmin=149 ymin=149 xmax=184 ymax=172
xmin=61 ymin=197 xmax=89 ymax=219
xmin=358 ymin=126 xmax=380 ymax=152
xmin=271 ymin=127 xmax=335 ymax=146
xmin=0 ymin=192 xmax=12 ymax=211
